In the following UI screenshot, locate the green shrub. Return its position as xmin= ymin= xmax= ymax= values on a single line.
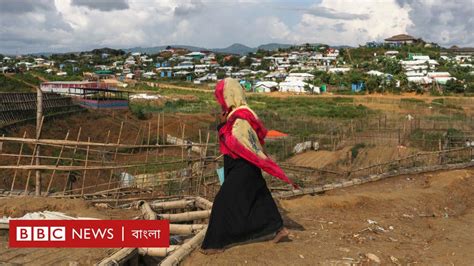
xmin=351 ymin=143 xmax=366 ymax=159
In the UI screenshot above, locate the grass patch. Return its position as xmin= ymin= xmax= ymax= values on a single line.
xmin=0 ymin=74 xmax=34 ymax=92
xmin=248 ymin=96 xmax=371 ymax=119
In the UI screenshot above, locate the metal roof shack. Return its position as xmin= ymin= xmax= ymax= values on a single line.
xmin=40 ymin=81 xmax=129 ymax=109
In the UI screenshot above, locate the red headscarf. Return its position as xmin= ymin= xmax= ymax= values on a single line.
xmin=215 ymin=78 xmax=297 ymax=188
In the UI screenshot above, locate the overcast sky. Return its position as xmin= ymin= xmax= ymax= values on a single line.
xmin=0 ymin=0 xmax=472 ymax=54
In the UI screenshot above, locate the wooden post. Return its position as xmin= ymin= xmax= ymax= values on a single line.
xmin=24 ymin=116 xmax=44 ymax=196
xmin=46 ymin=130 xmax=70 ymax=194
xmin=146 ymin=121 xmax=151 ymax=163
xmin=80 ymin=137 xmax=91 ymax=196
xmin=181 ymin=123 xmax=186 ymax=161
xmin=156 ymin=114 xmax=160 ymax=161
xmin=196 ymin=132 xmax=210 ymax=195
xmin=10 ymin=131 xmax=27 ymax=192
xmin=162 ymin=113 xmax=166 ymax=160
xmin=35 ymin=88 xmax=43 ymax=196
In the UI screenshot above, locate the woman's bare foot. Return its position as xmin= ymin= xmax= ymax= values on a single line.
xmin=199 ymin=248 xmax=225 ymax=255
xmin=272 ymin=227 xmax=289 ymax=243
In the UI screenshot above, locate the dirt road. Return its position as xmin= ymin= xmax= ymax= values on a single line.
xmin=185 ymin=168 xmax=474 ymax=265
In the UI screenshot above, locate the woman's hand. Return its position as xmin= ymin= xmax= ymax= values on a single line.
xmin=220 ymin=112 xmax=227 ymax=123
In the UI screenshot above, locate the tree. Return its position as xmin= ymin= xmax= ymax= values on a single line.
xmin=365 ymin=75 xmax=380 ymax=93
xmin=444 ymin=79 xmax=465 ymax=93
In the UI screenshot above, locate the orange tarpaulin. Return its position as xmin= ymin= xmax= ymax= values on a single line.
xmin=266 ymin=130 xmax=288 ymax=139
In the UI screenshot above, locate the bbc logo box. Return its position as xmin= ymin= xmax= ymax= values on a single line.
xmin=16 ymin=226 xmax=66 ymax=241
xmin=9 ymin=219 xmax=170 ymax=248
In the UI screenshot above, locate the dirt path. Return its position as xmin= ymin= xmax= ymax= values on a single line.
xmin=185 ymin=168 xmax=474 ymax=265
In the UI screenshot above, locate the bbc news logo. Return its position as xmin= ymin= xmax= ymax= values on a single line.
xmin=9 ymin=220 xmax=169 ymax=248
xmin=16 ymin=226 xmax=66 ymax=241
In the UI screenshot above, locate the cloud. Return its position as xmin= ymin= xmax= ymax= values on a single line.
xmin=71 ymin=0 xmax=129 ymax=11
xmin=289 ymin=0 xmax=412 ymax=45
xmin=395 ymin=0 xmax=474 ymax=46
xmin=0 ymin=0 xmax=472 ymax=54
xmin=0 ymin=0 xmax=53 ymax=14
xmin=173 ymin=0 xmax=204 ymax=16
xmin=290 ymin=6 xmax=369 ymax=20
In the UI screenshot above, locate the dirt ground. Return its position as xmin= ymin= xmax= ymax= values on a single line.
xmin=185 ymin=168 xmax=474 ymax=265
xmin=0 ymin=197 xmax=140 ymax=265
xmin=287 ymin=145 xmax=418 ymax=171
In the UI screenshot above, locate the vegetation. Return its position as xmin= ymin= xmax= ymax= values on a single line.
xmin=0 ymin=74 xmax=34 ymax=92
xmin=351 ymin=143 xmax=366 ymax=160
xmin=248 ymin=95 xmax=373 ymax=119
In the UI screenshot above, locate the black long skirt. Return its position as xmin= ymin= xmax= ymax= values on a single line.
xmin=201 ymin=155 xmax=283 ymax=250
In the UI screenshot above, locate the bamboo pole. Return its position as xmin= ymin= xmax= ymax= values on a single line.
xmin=150 ymin=199 xmax=195 ymax=211
xmin=157 ymin=210 xmax=210 ymax=222
xmin=160 ymin=227 xmax=207 ymax=266
xmin=114 ymin=121 xmax=124 ymax=161
xmin=46 ymin=130 xmax=70 ymax=194
xmin=63 ymin=127 xmax=81 ymax=195
xmin=196 ymin=132 xmax=210 ymax=195
xmin=134 ymin=125 xmax=142 ymax=146
xmin=95 ymin=129 xmax=111 ymax=186
xmin=0 ymin=153 xmax=110 ymax=164
xmin=194 ymin=196 xmax=213 ymax=210
xmin=162 ymin=113 xmax=166 ymax=160
xmin=146 ymin=121 xmax=151 ymax=163
xmin=138 ymin=200 xmax=156 ymax=220
xmin=0 ymin=136 xmax=214 ymax=149
xmin=156 ymin=114 xmax=160 ymax=161
xmin=0 ymin=156 xmax=217 ymax=171
xmin=10 ymin=131 xmax=27 ymax=192
xmin=138 ymin=245 xmax=180 ymax=257
xmin=35 ymin=88 xmax=43 ymax=196
xmin=170 ymin=224 xmax=206 ymax=235
xmin=181 ymin=123 xmax=185 ymax=161
xmin=24 ymin=116 xmax=44 ymax=196
xmin=80 ymin=137 xmax=91 ymax=196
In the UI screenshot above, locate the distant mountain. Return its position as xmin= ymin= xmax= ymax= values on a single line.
xmin=212 ymin=43 xmax=255 ymax=55
xmin=124 ymin=45 xmax=208 ymax=54
xmin=257 ymin=43 xmax=293 ymax=51
xmin=124 ymin=43 xmax=296 ymax=55
xmin=21 ymin=42 xmax=341 ymax=57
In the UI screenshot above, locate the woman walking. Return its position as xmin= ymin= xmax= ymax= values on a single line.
xmin=201 ymin=78 xmax=297 ymax=254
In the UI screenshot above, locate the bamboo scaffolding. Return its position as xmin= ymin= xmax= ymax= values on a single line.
xmin=157 ymin=210 xmax=210 ymax=222
xmin=10 ymin=131 xmax=27 ymax=192
xmin=0 ymin=136 xmax=215 ymax=149
xmin=0 ymin=156 xmax=217 ymax=171
xmin=113 ymin=121 xmax=124 ymax=161
xmin=63 ymin=127 xmax=81 ymax=195
xmin=160 ymin=227 xmax=207 ymax=266
xmin=95 ymin=129 xmax=111 ymax=185
xmin=0 ymin=152 xmax=111 ymax=165
xmin=80 ymin=137 xmax=91 ymax=195
xmin=46 ymin=130 xmax=70 ymax=194
xmin=24 ymin=116 xmax=44 ymax=195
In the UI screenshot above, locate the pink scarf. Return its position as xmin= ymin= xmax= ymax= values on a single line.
xmin=215 ymin=78 xmax=297 ymax=188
